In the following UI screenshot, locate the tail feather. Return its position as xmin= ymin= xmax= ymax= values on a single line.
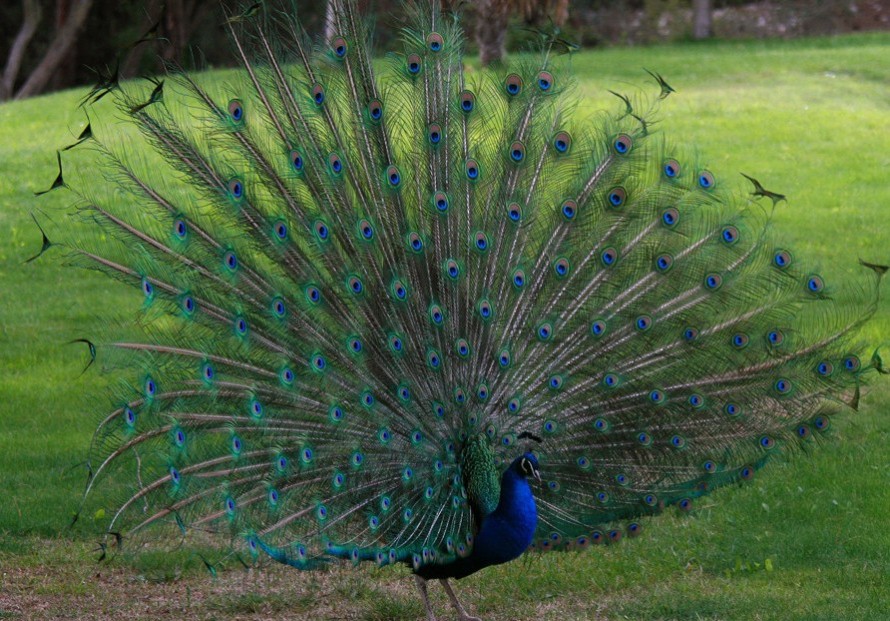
xmin=46 ymin=0 xmax=879 ymax=569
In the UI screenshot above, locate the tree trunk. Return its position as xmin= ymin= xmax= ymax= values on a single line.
xmin=161 ymin=0 xmax=212 ymax=65
xmin=476 ymin=0 xmax=511 ymax=67
xmin=51 ymin=0 xmax=79 ymax=91
xmin=121 ymin=0 xmax=165 ymax=79
xmin=692 ymin=0 xmax=713 ymax=40
xmin=522 ymin=0 xmax=569 ymax=27
xmin=1 ymin=0 xmax=43 ymax=101
xmin=552 ymin=0 xmax=570 ymax=27
xmin=15 ymin=0 xmax=95 ymax=99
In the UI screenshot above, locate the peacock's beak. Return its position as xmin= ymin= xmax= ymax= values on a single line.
xmin=533 ymin=468 xmax=541 ymax=483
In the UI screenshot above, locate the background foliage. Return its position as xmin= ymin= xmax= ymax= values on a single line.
xmin=2 ymin=0 xmax=889 ymax=99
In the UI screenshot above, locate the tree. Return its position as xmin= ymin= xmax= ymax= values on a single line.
xmin=474 ymin=0 xmax=570 ymax=67
xmin=692 ymin=0 xmax=713 ymax=40
xmin=120 ymin=0 xmax=214 ymax=80
xmin=1 ymin=0 xmax=96 ymax=101
xmin=475 ymin=0 xmax=511 ymax=66
xmin=1 ymin=0 xmax=43 ymax=100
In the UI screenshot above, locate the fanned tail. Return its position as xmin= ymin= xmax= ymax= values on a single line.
xmin=42 ymin=0 xmax=881 ymax=571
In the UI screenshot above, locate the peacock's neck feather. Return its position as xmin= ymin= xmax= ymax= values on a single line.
xmin=490 ymin=468 xmax=538 ymax=540
xmin=460 ymin=434 xmax=501 ymax=518
xmin=463 ymin=456 xmax=538 ymax=570
xmin=416 ymin=454 xmax=538 ymax=580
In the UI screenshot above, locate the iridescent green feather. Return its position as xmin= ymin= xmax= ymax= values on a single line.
xmin=460 ymin=434 xmax=501 ymax=517
xmin=48 ymin=0 xmax=880 ymax=574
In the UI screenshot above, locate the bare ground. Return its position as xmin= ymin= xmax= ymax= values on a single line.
xmin=0 ymin=539 xmax=612 ymax=621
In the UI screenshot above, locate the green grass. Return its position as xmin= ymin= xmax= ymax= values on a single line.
xmin=1 ymin=32 xmax=889 ymax=620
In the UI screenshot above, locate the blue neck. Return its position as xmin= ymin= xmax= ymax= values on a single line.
xmin=491 ymin=468 xmax=537 ymax=527
xmin=415 ymin=463 xmax=537 ymax=580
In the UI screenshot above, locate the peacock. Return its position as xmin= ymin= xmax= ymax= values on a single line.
xmin=35 ymin=1 xmax=884 ymax=619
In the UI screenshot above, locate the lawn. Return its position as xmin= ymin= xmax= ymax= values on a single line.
xmin=1 ymin=31 xmax=889 ymax=620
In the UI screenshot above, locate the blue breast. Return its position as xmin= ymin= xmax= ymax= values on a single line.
xmin=415 ymin=466 xmax=537 ymax=580
xmin=472 ymin=468 xmax=538 ymax=563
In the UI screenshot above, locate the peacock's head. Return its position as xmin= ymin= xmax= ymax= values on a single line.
xmin=512 ymin=453 xmax=541 ymax=482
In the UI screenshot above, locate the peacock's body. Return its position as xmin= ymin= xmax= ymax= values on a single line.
xmin=41 ymin=1 xmax=883 ymax=619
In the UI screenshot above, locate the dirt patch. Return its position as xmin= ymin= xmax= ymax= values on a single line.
xmin=0 ymin=548 xmax=417 ymax=620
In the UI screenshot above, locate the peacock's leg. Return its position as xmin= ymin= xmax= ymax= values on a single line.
xmin=414 ymin=575 xmax=437 ymax=621
xmin=440 ymin=579 xmax=481 ymax=621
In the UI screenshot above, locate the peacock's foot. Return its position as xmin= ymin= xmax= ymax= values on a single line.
xmin=414 ymin=575 xmax=437 ymax=621
xmin=440 ymin=579 xmax=481 ymax=621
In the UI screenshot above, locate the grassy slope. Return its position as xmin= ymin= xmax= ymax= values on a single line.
xmin=0 ymin=32 xmax=888 ymax=620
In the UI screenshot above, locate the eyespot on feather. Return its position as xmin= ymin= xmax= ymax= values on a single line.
xmin=504 ymin=74 xmax=523 ymax=96
xmin=385 ymin=165 xmax=401 ymax=188
xmin=272 ymin=219 xmax=288 ymax=242
xmin=613 ymin=134 xmax=632 ymax=154
xmin=561 ymin=200 xmax=577 ymax=220
xmin=509 ymin=141 xmax=526 ymax=163
xmin=227 ymin=178 xmax=244 ymax=200
xmin=311 ymin=83 xmax=325 ymax=106
xmin=426 ymin=32 xmax=444 ymax=52
xmin=432 ymin=191 xmax=449 ymax=212
xmin=704 ymin=272 xmax=723 ymax=290
xmin=731 ymin=332 xmax=749 ymax=349
xmin=407 ymin=231 xmax=424 ymax=253
xmin=537 ymin=71 xmax=554 ymax=91
xmin=767 ymin=329 xmax=785 ymax=346
xmin=774 ymin=249 xmax=792 ymax=269
xmin=331 ymin=36 xmax=348 ymax=58
xmin=227 ymin=99 xmax=244 ymax=123
xmin=428 ymin=123 xmax=442 ymax=145
xmin=473 ymin=231 xmax=489 ymax=252
xmin=477 ymin=299 xmax=493 ymax=321
xmin=654 ymin=253 xmax=673 ymax=272
xmin=368 ymin=99 xmax=383 ymax=122
xmin=328 ymin=152 xmax=343 ymax=175
xmin=553 ymin=131 xmax=571 ymax=154
xmin=661 ymin=207 xmax=679 ymax=227
xmin=459 ymin=90 xmax=475 ymax=113
xmin=313 ymin=219 xmax=330 ymax=242
xmin=806 ymin=274 xmax=825 ymax=293
xmin=465 ymin=159 xmax=480 ymax=181
xmin=721 ymin=225 xmax=739 ymax=245
xmin=506 ymin=202 xmax=521 ymax=222
xmin=608 ymin=187 xmax=627 ymax=207
xmin=698 ymin=170 xmax=716 ymax=189
xmin=357 ymin=218 xmax=374 ymax=241
xmin=406 ymin=54 xmax=422 ymax=75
